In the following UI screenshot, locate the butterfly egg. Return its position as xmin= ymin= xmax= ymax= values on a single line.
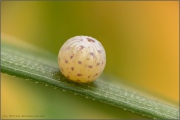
xmin=58 ymin=36 xmax=106 ymax=83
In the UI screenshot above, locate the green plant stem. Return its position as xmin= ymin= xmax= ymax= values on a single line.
xmin=1 ymin=41 xmax=179 ymax=119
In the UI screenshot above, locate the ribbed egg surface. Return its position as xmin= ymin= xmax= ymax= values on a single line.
xmin=58 ymin=36 xmax=106 ymax=83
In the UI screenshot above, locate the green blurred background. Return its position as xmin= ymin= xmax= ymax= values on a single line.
xmin=1 ymin=1 xmax=179 ymax=119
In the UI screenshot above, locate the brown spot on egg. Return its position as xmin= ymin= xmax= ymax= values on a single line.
xmin=67 ymin=75 xmax=69 ymax=78
xmin=88 ymin=76 xmax=91 ymax=78
xmin=77 ymin=74 xmax=83 ymax=76
xmin=87 ymin=58 xmax=90 ymax=60
xmin=87 ymin=38 xmax=95 ymax=42
xmin=80 ymin=45 xmax=85 ymax=50
xmin=98 ymin=50 xmax=101 ymax=53
xmin=78 ymin=61 xmax=82 ymax=64
xmin=89 ymin=52 xmax=94 ymax=56
xmin=96 ymin=63 xmax=100 ymax=66
xmin=71 ymin=67 xmax=74 ymax=71
xmin=70 ymin=55 xmax=74 ymax=59
xmin=65 ymin=59 xmax=68 ymax=63
xmin=88 ymin=65 xmax=93 ymax=68
xmin=94 ymin=73 xmax=99 ymax=76
xmin=90 ymin=52 xmax=96 ymax=58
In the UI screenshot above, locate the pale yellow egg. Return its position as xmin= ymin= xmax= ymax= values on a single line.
xmin=58 ymin=36 xmax=106 ymax=83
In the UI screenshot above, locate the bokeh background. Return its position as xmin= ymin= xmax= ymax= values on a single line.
xmin=1 ymin=1 xmax=179 ymax=119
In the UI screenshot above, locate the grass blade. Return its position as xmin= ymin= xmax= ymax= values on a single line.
xmin=1 ymin=40 xmax=179 ymax=119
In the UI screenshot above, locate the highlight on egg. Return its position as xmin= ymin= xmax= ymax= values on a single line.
xmin=58 ymin=36 xmax=106 ymax=83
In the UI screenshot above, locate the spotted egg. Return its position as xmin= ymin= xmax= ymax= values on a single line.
xmin=58 ymin=36 xmax=106 ymax=83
